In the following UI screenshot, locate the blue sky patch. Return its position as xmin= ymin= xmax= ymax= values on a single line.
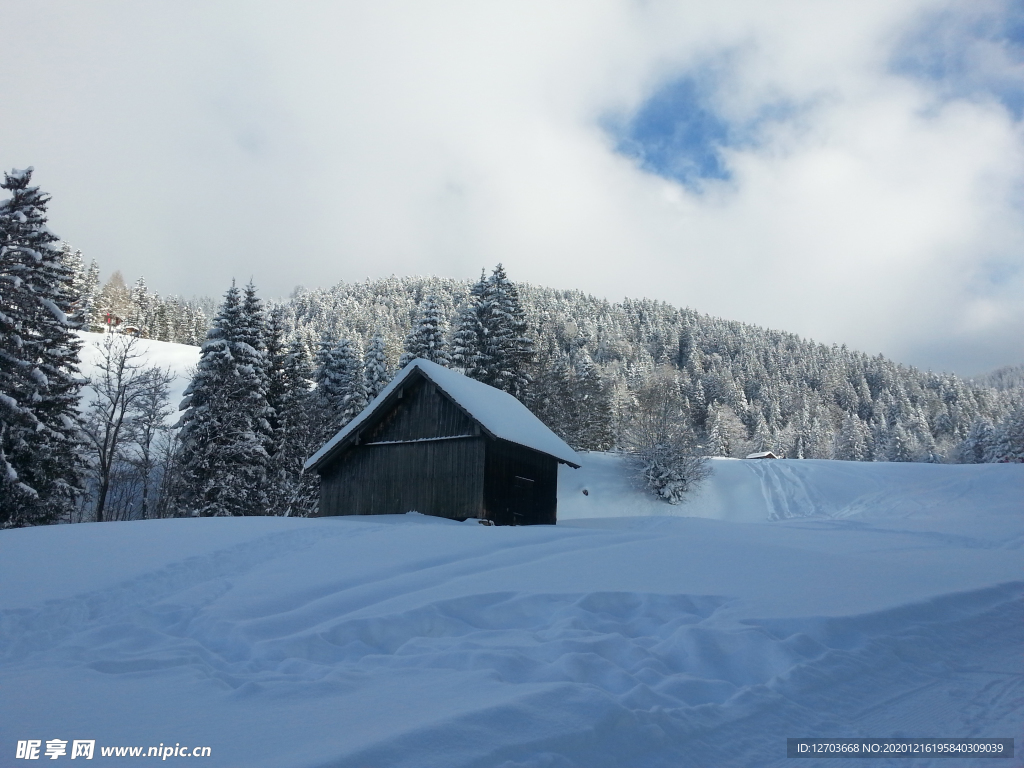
xmin=891 ymin=1 xmax=1024 ymax=118
xmin=607 ymin=71 xmax=799 ymax=189
xmin=610 ymin=76 xmax=732 ymax=187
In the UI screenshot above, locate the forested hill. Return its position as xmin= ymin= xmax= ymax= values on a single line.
xmin=279 ymin=275 xmax=1023 ymax=464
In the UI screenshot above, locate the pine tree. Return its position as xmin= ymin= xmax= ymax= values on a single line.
xmin=451 ymin=271 xmax=486 ymax=374
xmin=59 ymin=243 xmax=96 ymax=328
xmin=0 ymin=168 xmax=86 ymax=527
xmin=991 ymin=405 xmax=1024 ymax=463
xmin=315 ymin=335 xmax=345 ymax=417
xmin=175 ymin=281 xmax=273 ymax=516
xmin=706 ymin=406 xmax=730 ymax=457
xmin=472 ymin=264 xmax=534 ymax=399
xmin=833 ymin=414 xmax=868 ymax=461
xmin=884 ymin=421 xmax=914 ymax=462
xmin=677 ymin=324 xmax=694 ymax=369
xmin=237 ymin=281 xmax=275 ymax=453
xmin=127 ymin=276 xmax=150 ymax=333
xmin=400 ymin=294 xmax=451 ymax=368
xmin=315 ymin=337 xmax=367 ymax=436
xmin=751 ymin=412 xmax=772 ymax=453
xmin=363 ymin=333 xmax=391 ymax=400
xmin=82 ymin=260 xmax=101 ymax=331
xmin=264 ymin=305 xmax=289 ymax=444
xmin=268 ymin=339 xmax=319 ymax=516
xmin=530 ymin=348 xmax=575 ymax=444
xmin=955 ymin=418 xmax=994 ymax=464
xmin=574 ymin=352 xmax=614 ymax=451
xmin=181 ymin=303 xmax=202 ymax=346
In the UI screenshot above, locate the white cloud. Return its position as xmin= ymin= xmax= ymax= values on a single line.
xmin=1 ymin=0 xmax=1021 ymax=373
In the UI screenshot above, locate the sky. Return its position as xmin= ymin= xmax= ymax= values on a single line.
xmin=2 ymin=1 xmax=1022 ymax=376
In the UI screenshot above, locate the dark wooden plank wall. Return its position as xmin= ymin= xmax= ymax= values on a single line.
xmin=483 ymin=439 xmax=558 ymax=525
xmin=319 ymin=437 xmax=486 ymax=520
xmin=364 ymin=376 xmax=476 ymax=444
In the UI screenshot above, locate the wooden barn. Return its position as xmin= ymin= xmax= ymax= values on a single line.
xmin=303 ymin=359 xmax=581 ymax=525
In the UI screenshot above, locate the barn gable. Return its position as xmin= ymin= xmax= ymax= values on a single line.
xmin=362 ymin=375 xmax=477 ymax=444
xmin=305 ymin=359 xmax=581 ymax=473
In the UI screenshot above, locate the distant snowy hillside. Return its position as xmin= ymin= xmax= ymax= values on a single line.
xmin=76 ymin=331 xmax=200 ymax=422
xmin=2 ymin=461 xmax=1021 ymax=767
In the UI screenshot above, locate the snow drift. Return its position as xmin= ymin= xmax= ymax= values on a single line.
xmin=1 ymin=457 xmax=1021 ymax=767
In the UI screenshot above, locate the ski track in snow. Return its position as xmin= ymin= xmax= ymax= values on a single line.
xmin=2 ymin=459 xmax=1023 ymax=767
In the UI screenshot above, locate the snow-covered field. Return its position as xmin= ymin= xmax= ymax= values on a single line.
xmin=2 ymin=457 xmax=1022 ymax=767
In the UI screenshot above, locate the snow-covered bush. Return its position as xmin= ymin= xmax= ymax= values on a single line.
xmin=618 ymin=374 xmax=710 ymax=504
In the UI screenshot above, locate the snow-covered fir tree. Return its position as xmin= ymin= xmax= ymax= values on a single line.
xmin=530 ymin=345 xmax=615 ymax=452
xmin=174 ymin=282 xmax=273 ymax=516
xmin=990 ymin=405 xmax=1024 ymax=463
xmin=267 ymin=336 xmax=319 ymax=516
xmin=573 ymin=353 xmax=614 ymax=451
xmin=530 ymin=347 xmax=577 ymax=446
xmin=834 ymin=414 xmax=869 ymax=461
xmin=126 ymin=276 xmax=150 ymax=333
xmin=451 ymin=271 xmax=486 ymax=374
xmin=315 ymin=337 xmax=368 ymax=436
xmin=400 ymin=294 xmax=451 ymax=368
xmin=706 ymin=406 xmax=731 ymax=457
xmin=59 ymin=242 xmax=98 ymax=327
xmin=0 ymin=168 xmax=86 ymax=527
xmin=363 ymin=333 xmax=391 ymax=400
xmin=264 ymin=305 xmax=290 ymax=443
xmin=470 ymin=264 xmax=534 ymax=399
xmin=954 ymin=418 xmax=994 ymax=464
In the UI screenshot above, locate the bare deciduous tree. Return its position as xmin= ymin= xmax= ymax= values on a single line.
xmin=81 ymin=334 xmax=173 ymax=522
xmin=128 ymin=366 xmax=173 ymax=519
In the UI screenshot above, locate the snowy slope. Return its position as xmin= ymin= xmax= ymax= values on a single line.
xmin=76 ymin=331 xmax=200 ymax=423
xmin=561 ymin=453 xmax=1024 ymax=524
xmin=2 ymin=461 xmax=1022 ymax=768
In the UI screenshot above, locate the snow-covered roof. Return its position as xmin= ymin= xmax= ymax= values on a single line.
xmin=745 ymin=451 xmax=779 ymax=460
xmin=304 ymin=359 xmax=581 ymax=471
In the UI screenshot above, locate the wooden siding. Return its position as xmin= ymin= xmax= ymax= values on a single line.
xmin=483 ymin=439 xmax=558 ymax=525
xmin=363 ymin=375 xmax=477 ymax=444
xmin=319 ymin=436 xmax=486 ymax=520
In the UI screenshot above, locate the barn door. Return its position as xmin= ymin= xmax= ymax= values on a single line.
xmin=511 ymin=476 xmax=534 ymax=525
